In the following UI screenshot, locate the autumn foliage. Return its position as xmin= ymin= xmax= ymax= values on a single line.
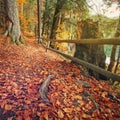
xmin=17 ymin=0 xmax=37 ymax=36
xmin=0 ymin=37 xmax=119 ymax=119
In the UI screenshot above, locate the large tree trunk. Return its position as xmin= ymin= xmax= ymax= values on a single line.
xmin=108 ymin=17 xmax=120 ymax=72
xmin=4 ymin=0 xmax=23 ymax=44
xmin=74 ymin=19 xmax=106 ymax=80
xmin=0 ymin=0 xmax=3 ymax=25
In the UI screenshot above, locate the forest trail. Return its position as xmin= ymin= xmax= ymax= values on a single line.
xmin=0 ymin=37 xmax=120 ymax=119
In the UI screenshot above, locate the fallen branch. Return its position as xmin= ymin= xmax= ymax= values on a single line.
xmin=39 ymin=75 xmax=54 ymax=103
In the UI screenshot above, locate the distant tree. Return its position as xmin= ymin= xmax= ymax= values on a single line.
xmin=37 ymin=0 xmax=41 ymax=43
xmin=23 ymin=0 xmax=36 ymax=33
xmin=41 ymin=0 xmax=50 ymax=38
xmin=50 ymin=0 xmax=66 ymax=39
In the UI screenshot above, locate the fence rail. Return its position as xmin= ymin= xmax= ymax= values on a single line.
xmin=48 ymin=47 xmax=120 ymax=82
xmin=42 ymin=38 xmax=120 ymax=45
xmin=41 ymin=38 xmax=120 ymax=82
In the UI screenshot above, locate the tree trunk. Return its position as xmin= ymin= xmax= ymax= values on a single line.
xmin=37 ymin=0 xmax=41 ymax=43
xmin=41 ymin=0 xmax=48 ymax=37
xmin=0 ymin=0 xmax=6 ymax=29
xmin=114 ymin=46 xmax=120 ymax=74
xmin=108 ymin=16 xmax=120 ymax=72
xmin=50 ymin=0 xmax=65 ymax=39
xmin=4 ymin=0 xmax=23 ymax=44
xmin=107 ymin=45 xmax=117 ymax=72
xmin=74 ymin=19 xmax=106 ymax=80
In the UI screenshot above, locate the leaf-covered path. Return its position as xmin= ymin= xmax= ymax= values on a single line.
xmin=0 ymin=38 xmax=120 ymax=120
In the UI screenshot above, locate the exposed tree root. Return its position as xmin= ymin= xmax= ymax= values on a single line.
xmin=39 ymin=75 xmax=54 ymax=103
xmin=82 ymin=90 xmax=100 ymax=111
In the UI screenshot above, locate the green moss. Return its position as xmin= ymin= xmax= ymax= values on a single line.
xmin=113 ymin=81 xmax=120 ymax=89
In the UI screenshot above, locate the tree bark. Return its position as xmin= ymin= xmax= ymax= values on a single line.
xmin=37 ymin=0 xmax=41 ymax=43
xmin=39 ymin=75 xmax=54 ymax=103
xmin=114 ymin=46 xmax=120 ymax=73
xmin=4 ymin=0 xmax=23 ymax=44
xmin=0 ymin=0 xmax=5 ymax=28
xmin=107 ymin=45 xmax=117 ymax=72
xmin=74 ymin=19 xmax=106 ymax=80
xmin=50 ymin=0 xmax=65 ymax=39
xmin=41 ymin=0 xmax=48 ymax=37
xmin=108 ymin=16 xmax=120 ymax=72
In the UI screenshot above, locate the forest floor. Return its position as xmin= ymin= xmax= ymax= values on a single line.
xmin=0 ymin=37 xmax=120 ymax=120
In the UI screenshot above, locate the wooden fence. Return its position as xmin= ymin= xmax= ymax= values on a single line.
xmin=42 ymin=38 xmax=120 ymax=45
xmin=41 ymin=38 xmax=120 ymax=82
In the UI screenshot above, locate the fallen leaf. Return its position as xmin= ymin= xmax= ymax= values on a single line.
xmin=78 ymin=87 xmax=83 ymax=93
xmin=7 ymin=117 xmax=12 ymax=120
xmin=73 ymin=116 xmax=79 ymax=120
xmin=23 ymin=110 xmax=31 ymax=120
xmin=4 ymin=104 xmax=12 ymax=110
xmin=42 ymin=111 xmax=49 ymax=120
xmin=57 ymin=109 xmax=64 ymax=118
xmin=25 ymin=100 xmax=31 ymax=104
xmin=73 ymin=95 xmax=82 ymax=100
xmin=82 ymin=113 xmax=91 ymax=118
xmin=37 ymin=111 xmax=41 ymax=116
xmin=63 ymin=108 xmax=73 ymax=114
xmin=10 ymin=81 xmax=18 ymax=88
xmin=56 ymin=100 xmax=61 ymax=106
xmin=16 ymin=116 xmax=23 ymax=120
xmin=102 ymin=92 xmax=107 ymax=98
xmin=39 ymin=103 xmax=46 ymax=107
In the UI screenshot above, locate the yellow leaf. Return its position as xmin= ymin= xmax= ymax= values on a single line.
xmin=37 ymin=111 xmax=41 ymax=116
xmin=73 ymin=95 xmax=82 ymax=100
xmin=56 ymin=100 xmax=61 ymax=106
xmin=76 ymin=107 xmax=81 ymax=111
xmin=7 ymin=117 xmax=12 ymax=120
xmin=25 ymin=100 xmax=31 ymax=104
xmin=4 ymin=104 xmax=12 ymax=110
xmin=82 ymin=113 xmax=91 ymax=118
xmin=39 ymin=103 xmax=46 ymax=107
xmin=43 ymin=111 xmax=49 ymax=120
xmin=78 ymin=88 xmax=83 ymax=93
xmin=57 ymin=109 xmax=64 ymax=118
xmin=102 ymin=92 xmax=107 ymax=98
xmin=73 ymin=116 xmax=79 ymax=120
xmin=63 ymin=108 xmax=73 ymax=114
